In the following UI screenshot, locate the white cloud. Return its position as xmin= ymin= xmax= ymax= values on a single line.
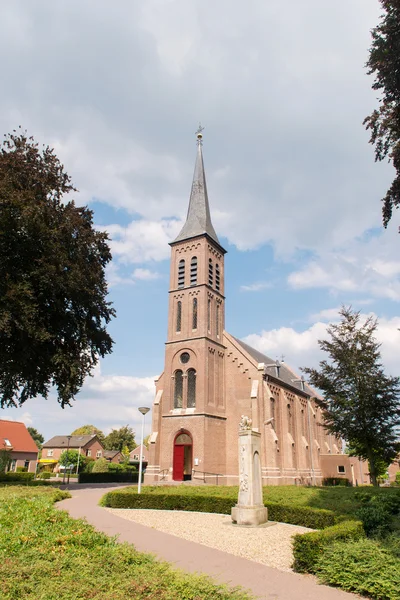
xmin=288 ymin=229 xmax=400 ymax=301
xmin=2 ymin=363 xmax=157 ymax=441
xmin=133 ymin=268 xmax=160 ymax=281
xmin=240 ymin=281 xmax=272 ymax=292
xmin=0 ymin=0 xmax=393 ymax=264
xmin=244 ymin=314 xmax=400 ymax=378
xmin=103 ymin=218 xmax=181 ymax=264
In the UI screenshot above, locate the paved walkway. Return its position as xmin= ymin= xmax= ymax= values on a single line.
xmin=57 ymin=485 xmax=358 ymax=600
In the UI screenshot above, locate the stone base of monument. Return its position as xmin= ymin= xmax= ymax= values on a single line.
xmin=231 ymin=504 xmax=268 ymax=527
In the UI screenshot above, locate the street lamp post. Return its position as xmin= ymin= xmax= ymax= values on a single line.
xmin=63 ymin=435 xmax=72 ymax=485
xmin=137 ymin=407 xmax=150 ymax=494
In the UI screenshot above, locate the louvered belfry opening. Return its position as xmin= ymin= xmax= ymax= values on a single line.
xmin=215 ymin=264 xmax=220 ymax=291
xmin=190 ymin=256 xmax=197 ymax=285
xmin=208 ymin=258 xmax=213 ymax=286
xmin=178 ymin=259 xmax=185 ymax=288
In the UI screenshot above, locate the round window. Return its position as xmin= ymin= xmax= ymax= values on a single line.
xmin=180 ymin=352 xmax=190 ymax=364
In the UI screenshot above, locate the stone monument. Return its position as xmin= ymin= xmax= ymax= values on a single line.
xmin=231 ymin=416 xmax=269 ymax=526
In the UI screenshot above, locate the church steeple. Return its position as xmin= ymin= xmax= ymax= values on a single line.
xmin=173 ymin=129 xmax=220 ymax=246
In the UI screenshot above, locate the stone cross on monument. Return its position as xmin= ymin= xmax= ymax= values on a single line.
xmin=231 ymin=416 xmax=269 ymax=526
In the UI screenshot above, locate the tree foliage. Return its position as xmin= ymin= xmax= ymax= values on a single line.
xmin=364 ymin=1 xmax=400 ymax=228
xmin=303 ymin=306 xmax=400 ymax=486
xmin=0 ymin=448 xmax=11 ymax=473
xmin=71 ymin=425 xmax=105 ymax=445
xmin=104 ymin=425 xmax=136 ymax=452
xmin=27 ymin=427 xmax=44 ymax=449
xmin=59 ymin=449 xmax=87 ymax=472
xmin=0 ymin=130 xmax=115 ymax=408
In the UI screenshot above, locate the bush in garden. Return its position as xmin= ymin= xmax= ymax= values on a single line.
xmin=91 ymin=458 xmax=109 ymax=473
xmin=292 ymin=520 xmax=365 ymax=573
xmin=316 ymin=538 xmax=400 ymax=600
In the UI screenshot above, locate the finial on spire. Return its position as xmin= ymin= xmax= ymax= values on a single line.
xmin=196 ymin=123 xmax=204 ymax=145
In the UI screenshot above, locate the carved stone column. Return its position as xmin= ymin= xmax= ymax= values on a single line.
xmin=231 ymin=417 xmax=268 ymax=526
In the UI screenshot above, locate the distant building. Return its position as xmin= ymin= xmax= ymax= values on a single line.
xmin=129 ymin=444 xmax=148 ymax=464
xmin=104 ymin=450 xmax=123 ymax=463
xmin=41 ymin=434 xmax=104 ymax=471
xmin=0 ymin=420 xmax=38 ymax=473
xmin=145 ymin=134 xmax=343 ymax=486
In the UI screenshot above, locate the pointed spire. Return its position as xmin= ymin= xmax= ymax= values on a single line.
xmin=173 ymin=128 xmax=220 ymax=246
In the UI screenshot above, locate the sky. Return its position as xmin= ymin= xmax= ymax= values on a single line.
xmin=1 ymin=0 xmax=399 ymax=442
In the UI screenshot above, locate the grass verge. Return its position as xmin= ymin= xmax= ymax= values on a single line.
xmin=0 ymin=485 xmax=252 ymax=600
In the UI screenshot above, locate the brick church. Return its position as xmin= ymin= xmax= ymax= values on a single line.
xmin=145 ymin=132 xmax=348 ymax=486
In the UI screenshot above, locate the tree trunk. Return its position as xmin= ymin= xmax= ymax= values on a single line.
xmin=368 ymin=454 xmax=378 ymax=487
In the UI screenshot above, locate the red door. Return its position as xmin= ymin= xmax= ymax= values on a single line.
xmin=173 ymin=445 xmax=185 ymax=481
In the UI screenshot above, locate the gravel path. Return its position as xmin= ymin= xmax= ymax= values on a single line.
xmin=105 ymin=508 xmax=313 ymax=572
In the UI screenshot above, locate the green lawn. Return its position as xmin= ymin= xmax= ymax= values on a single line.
xmin=131 ymin=484 xmax=400 ymax=520
xmin=0 ymin=486 xmax=252 ymax=600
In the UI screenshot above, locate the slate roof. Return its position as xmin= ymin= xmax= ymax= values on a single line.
xmin=42 ymin=434 xmax=98 ymax=449
xmin=0 ymin=419 xmax=38 ymax=453
xmin=103 ymin=450 xmax=121 ymax=459
xmin=231 ymin=336 xmax=317 ymax=397
xmin=173 ymin=141 xmax=222 ymax=247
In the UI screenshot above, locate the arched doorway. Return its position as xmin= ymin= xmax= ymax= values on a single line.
xmin=173 ymin=431 xmax=192 ymax=481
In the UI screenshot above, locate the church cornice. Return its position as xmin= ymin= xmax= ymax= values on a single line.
xmin=263 ymin=373 xmax=310 ymax=399
xmin=169 ymin=284 xmax=225 ymax=300
xmin=170 ymin=232 xmax=227 ymax=256
xmin=165 ymin=336 xmax=226 ymax=350
xmin=163 ymin=413 xmax=227 ymax=421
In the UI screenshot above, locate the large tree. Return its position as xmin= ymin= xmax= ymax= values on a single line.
xmin=104 ymin=425 xmax=136 ymax=452
xmin=27 ymin=427 xmax=44 ymax=449
xmin=303 ymin=306 xmax=400 ymax=486
xmin=0 ymin=130 xmax=115 ymax=408
xmin=71 ymin=425 xmax=105 ymax=445
xmin=364 ymin=1 xmax=400 ymax=229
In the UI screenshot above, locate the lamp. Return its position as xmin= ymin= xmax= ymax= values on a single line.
xmin=63 ymin=435 xmax=72 ymax=485
xmin=137 ymin=407 xmax=150 ymax=494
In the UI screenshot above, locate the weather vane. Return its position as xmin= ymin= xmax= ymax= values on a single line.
xmin=196 ymin=123 xmax=204 ymax=145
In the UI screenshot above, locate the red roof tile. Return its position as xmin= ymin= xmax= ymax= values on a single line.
xmin=0 ymin=420 xmax=38 ymax=453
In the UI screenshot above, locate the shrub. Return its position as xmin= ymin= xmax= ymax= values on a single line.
xmin=100 ymin=491 xmax=335 ymax=528
xmin=0 ymin=472 xmax=35 ymax=482
xmin=317 ymin=538 xmax=400 ymax=600
xmin=84 ymin=457 xmax=95 ymax=473
xmin=38 ymin=472 xmax=51 ymax=480
xmin=356 ymin=494 xmax=400 ymax=537
xmin=16 ymin=466 xmax=28 ymax=472
xmin=396 ymin=472 xmax=400 ymax=486
xmin=292 ymin=520 xmax=365 ymax=573
xmin=322 ymin=477 xmax=352 ymax=487
xmin=91 ymin=458 xmax=109 ymax=473
xmin=79 ymin=472 xmax=140 ymax=484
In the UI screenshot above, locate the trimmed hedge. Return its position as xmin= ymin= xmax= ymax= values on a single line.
xmin=292 ymin=519 xmax=365 ymax=573
xmin=79 ymin=472 xmax=141 ymax=484
xmin=0 ymin=472 xmax=35 ymax=482
xmin=322 ymin=477 xmax=352 ymax=487
xmin=100 ymin=491 xmax=335 ymax=529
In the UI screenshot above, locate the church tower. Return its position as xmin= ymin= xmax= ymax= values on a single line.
xmin=146 ymin=130 xmax=227 ymax=482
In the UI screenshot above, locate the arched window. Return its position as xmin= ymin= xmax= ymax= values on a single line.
xmin=207 ymin=298 xmax=211 ymax=332
xmin=216 ymin=304 xmax=220 ymax=337
xmin=190 ymin=256 xmax=198 ymax=286
xmin=176 ymin=301 xmax=182 ymax=332
xmin=178 ymin=259 xmax=185 ymax=288
xmin=208 ymin=258 xmax=213 ymax=286
xmin=187 ymin=369 xmax=196 ymax=408
xmin=270 ymin=398 xmax=275 ymax=430
xmin=174 ymin=370 xmax=183 ymax=408
xmin=287 ymin=403 xmax=293 ymax=435
xmin=192 ymin=297 xmax=198 ymax=330
xmin=216 ymin=264 xmax=220 ymax=291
